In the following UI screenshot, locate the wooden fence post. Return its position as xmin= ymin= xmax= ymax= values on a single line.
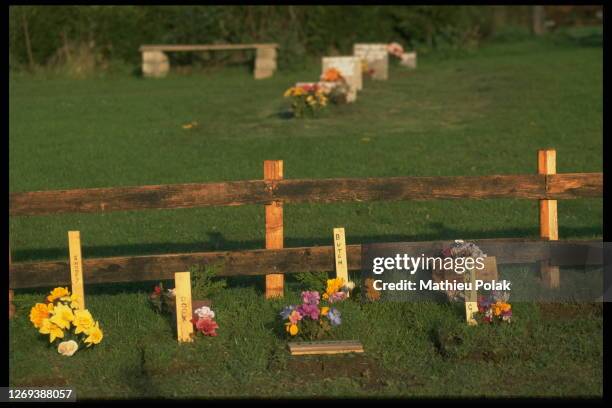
xmin=264 ymin=160 xmax=284 ymax=298
xmin=539 ymin=149 xmax=560 ymax=288
xmin=9 ymin=246 xmax=15 ymax=319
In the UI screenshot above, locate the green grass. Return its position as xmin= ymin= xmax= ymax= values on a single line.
xmin=9 ymin=37 xmax=602 ymax=398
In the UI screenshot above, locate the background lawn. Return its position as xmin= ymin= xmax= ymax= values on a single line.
xmin=9 ymin=37 xmax=603 ymax=398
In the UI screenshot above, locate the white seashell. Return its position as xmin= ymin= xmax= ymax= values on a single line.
xmin=57 ymin=340 xmax=79 ymax=356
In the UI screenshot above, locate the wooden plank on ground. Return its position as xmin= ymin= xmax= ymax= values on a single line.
xmin=9 ymin=173 xmax=602 ymax=216
xmin=288 ymin=340 xmax=364 ymax=355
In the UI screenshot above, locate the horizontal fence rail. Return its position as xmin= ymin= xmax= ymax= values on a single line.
xmin=9 ymin=173 xmax=603 ymax=216
xmin=9 ymin=239 xmax=603 ymax=289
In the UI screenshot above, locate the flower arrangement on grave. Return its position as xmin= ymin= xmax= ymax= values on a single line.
xmin=149 ymin=283 xmax=220 ymax=337
xmin=29 ymin=287 xmax=103 ymax=356
xmin=433 ymin=240 xmax=486 ymax=301
xmin=474 ymin=291 xmax=512 ymax=324
xmin=280 ymin=278 xmax=352 ymax=340
xmin=387 ymin=42 xmax=404 ymax=58
xmin=191 ymin=305 xmax=219 ymax=336
xmin=319 ymin=68 xmax=351 ymax=104
xmin=148 ymin=282 xmax=176 ymax=314
xmin=283 ymin=83 xmax=328 ymax=118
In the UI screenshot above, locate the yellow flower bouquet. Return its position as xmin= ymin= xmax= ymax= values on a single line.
xmin=283 ymin=83 xmax=328 ymax=118
xmin=29 ymin=287 xmax=103 ymax=356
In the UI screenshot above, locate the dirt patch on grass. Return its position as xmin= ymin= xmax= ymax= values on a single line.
xmin=284 ymin=354 xmax=420 ymax=391
xmin=144 ymin=360 xmax=207 ymax=377
xmin=14 ymin=375 xmax=69 ymax=387
xmin=538 ymin=303 xmax=602 ymax=320
xmin=432 ymin=325 xmax=536 ymax=363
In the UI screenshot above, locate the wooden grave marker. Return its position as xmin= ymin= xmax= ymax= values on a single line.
xmin=68 ymin=231 xmax=85 ymax=309
xmin=321 ymin=56 xmax=362 ymax=102
xmin=466 ymin=256 xmax=498 ymax=326
xmin=464 ymin=264 xmax=478 ymax=326
xmin=174 ymin=271 xmax=194 ymax=343
xmin=333 ymin=227 xmax=349 ymax=292
xmin=354 ymin=43 xmax=389 ymax=80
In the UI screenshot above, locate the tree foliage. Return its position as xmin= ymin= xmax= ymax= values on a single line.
xmin=7 ymin=5 xmax=510 ymax=72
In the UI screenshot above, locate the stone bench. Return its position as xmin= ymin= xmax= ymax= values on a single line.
xmin=139 ymin=43 xmax=279 ymax=79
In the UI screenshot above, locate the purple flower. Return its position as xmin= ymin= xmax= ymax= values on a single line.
xmin=327 ymin=308 xmax=341 ymax=326
xmin=280 ymin=305 xmax=295 ymax=319
xmin=297 ymin=303 xmax=320 ymax=320
xmin=301 ymin=291 xmax=320 ymax=305
xmin=478 ymin=296 xmax=493 ymax=310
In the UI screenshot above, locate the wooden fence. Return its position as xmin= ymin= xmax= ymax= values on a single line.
xmin=8 ymin=150 xmax=603 ymax=296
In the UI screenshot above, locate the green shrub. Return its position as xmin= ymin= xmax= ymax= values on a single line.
xmin=189 ymin=263 xmax=227 ymax=300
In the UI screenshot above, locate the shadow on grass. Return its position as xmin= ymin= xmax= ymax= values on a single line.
xmin=275 ymin=110 xmax=294 ymax=120
xmin=11 ymin=224 xmax=601 ymax=263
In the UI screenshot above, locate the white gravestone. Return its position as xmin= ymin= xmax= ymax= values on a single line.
xmin=354 ymin=43 xmax=389 ymax=80
xmin=322 ymin=56 xmax=362 ymax=103
xmin=400 ymin=52 xmax=417 ymax=69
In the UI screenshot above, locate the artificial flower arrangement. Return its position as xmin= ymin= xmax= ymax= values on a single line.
xmin=319 ymin=68 xmax=351 ymax=104
xmin=29 ymin=287 xmax=103 ymax=356
xmin=280 ymin=278 xmax=353 ymax=340
xmin=149 ymin=283 xmax=219 ymax=337
xmin=283 ymin=83 xmax=328 ymax=118
xmin=474 ymin=291 xmax=512 ymax=324
xmin=148 ymin=282 xmax=176 ymax=314
xmin=191 ymin=305 xmax=219 ymax=337
xmin=433 ymin=240 xmax=486 ymax=302
xmin=387 ymin=42 xmax=405 ymax=58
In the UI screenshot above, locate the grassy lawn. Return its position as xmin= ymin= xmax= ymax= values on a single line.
xmin=9 ymin=37 xmax=602 ymax=398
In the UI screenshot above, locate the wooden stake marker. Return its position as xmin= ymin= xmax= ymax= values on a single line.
xmin=174 ymin=271 xmax=194 ymax=343
xmin=288 ymin=340 xmax=364 ymax=356
xmin=264 ymin=160 xmax=284 ymax=299
xmin=539 ymin=149 xmax=560 ymax=288
xmin=465 ymin=256 xmax=498 ymax=326
xmin=464 ymin=266 xmax=478 ymax=326
xmin=333 ymin=227 xmax=349 ymax=284
xmin=68 ymin=231 xmax=85 ymax=309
